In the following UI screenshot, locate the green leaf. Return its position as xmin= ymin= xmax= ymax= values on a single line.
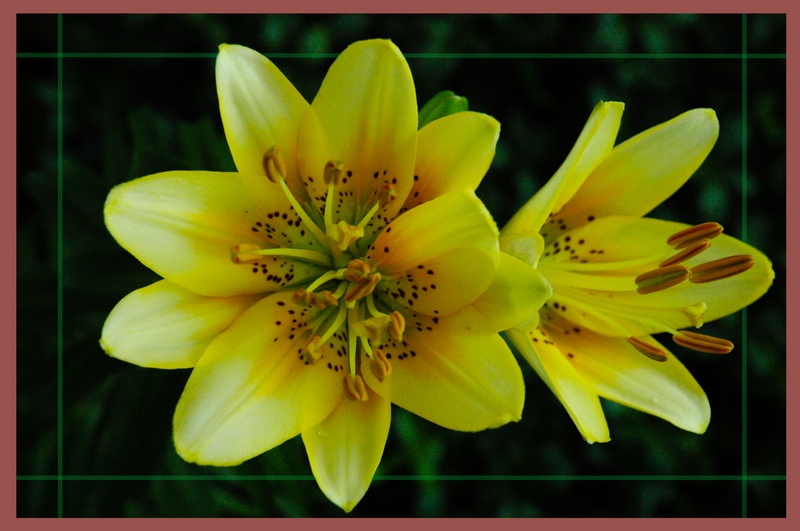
xmin=418 ymin=90 xmax=469 ymax=129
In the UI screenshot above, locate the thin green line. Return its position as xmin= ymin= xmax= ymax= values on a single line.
xmin=56 ymin=12 xmax=64 ymax=520
xmin=15 ymin=52 xmax=787 ymax=60
xmin=741 ymin=13 xmax=749 ymax=520
xmin=16 ymin=474 xmax=787 ymax=482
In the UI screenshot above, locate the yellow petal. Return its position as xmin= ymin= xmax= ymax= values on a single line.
xmin=403 ymin=111 xmax=500 ymax=210
xmin=173 ymin=293 xmax=344 ymax=465
xmin=557 ymin=108 xmax=719 ymax=225
xmin=216 ymin=44 xmax=309 ymax=195
xmin=100 ymin=280 xmax=260 ymax=369
xmin=104 ymin=170 xmax=328 ymax=297
xmin=472 ymin=252 xmax=552 ymax=332
xmin=369 ymin=190 xmax=499 ymax=316
xmin=506 ymin=328 xmax=610 ymax=443
xmin=502 ymin=101 xmax=623 ymax=236
xmin=301 ymin=387 xmax=391 ymax=513
xmin=546 ymin=323 xmax=710 ymax=434
xmin=296 ymin=39 xmax=417 ymax=227
xmin=362 ymin=306 xmax=524 ymax=431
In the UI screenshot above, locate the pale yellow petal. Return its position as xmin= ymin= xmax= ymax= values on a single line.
xmin=216 ymin=44 xmax=309 ymax=194
xmin=557 ymin=108 xmax=719 ymax=226
xmin=362 ymin=306 xmax=524 ymax=431
xmin=296 ymin=39 xmax=417 ymax=228
xmin=472 ymin=252 xmax=552 ymax=332
xmin=302 ymin=388 xmax=391 ymax=513
xmin=104 ymin=170 xmax=328 ymax=297
xmin=173 ymin=293 xmax=344 ymax=465
xmin=369 ymin=190 xmax=499 ymax=316
xmin=506 ymin=328 xmax=610 ymax=443
xmin=100 ymin=280 xmax=260 ymax=369
xmin=545 ymin=322 xmax=710 ymax=434
xmin=403 ymin=111 xmax=500 ymax=210
xmin=502 ymin=101 xmax=624 ymax=236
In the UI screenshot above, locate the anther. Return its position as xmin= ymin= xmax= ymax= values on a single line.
xmin=344 ymin=373 xmax=369 ymax=401
xmin=262 ymin=146 xmax=287 ymax=183
xmin=672 ymin=330 xmax=734 ymax=354
xmin=635 ymin=264 xmax=691 ymax=295
xmin=369 ymin=348 xmax=392 ymax=382
xmin=301 ymin=335 xmax=323 ymax=364
xmin=689 ymin=255 xmax=754 ymax=284
xmin=323 ymin=160 xmax=344 ymax=185
xmin=667 ymin=222 xmax=723 ymax=249
xmin=343 ymin=259 xmax=372 ymax=282
xmin=659 ymin=239 xmax=711 ymax=268
xmin=230 ymin=243 xmax=262 ymax=263
xmin=389 ymin=311 xmax=405 ymax=342
xmin=627 ymin=337 xmax=668 ymax=362
xmin=377 ymin=183 xmax=397 ymax=208
xmin=344 ymin=272 xmax=382 ymax=303
xmin=327 ymin=220 xmax=364 ymax=251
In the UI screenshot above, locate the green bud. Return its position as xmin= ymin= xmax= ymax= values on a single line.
xmin=418 ymin=90 xmax=469 ymax=129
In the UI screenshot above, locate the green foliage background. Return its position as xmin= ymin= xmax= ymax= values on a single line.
xmin=17 ymin=14 xmax=786 ymax=517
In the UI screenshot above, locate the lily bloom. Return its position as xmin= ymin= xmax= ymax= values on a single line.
xmin=100 ymin=40 xmax=549 ymax=511
xmin=500 ymin=101 xmax=774 ymax=443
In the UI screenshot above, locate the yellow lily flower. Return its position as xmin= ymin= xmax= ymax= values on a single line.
xmin=100 ymin=40 xmax=549 ymax=512
xmin=501 ymin=101 xmax=774 ymax=443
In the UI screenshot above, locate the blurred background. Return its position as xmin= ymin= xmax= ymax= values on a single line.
xmin=17 ymin=14 xmax=786 ymax=517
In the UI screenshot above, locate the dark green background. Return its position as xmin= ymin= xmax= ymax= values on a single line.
xmin=17 ymin=14 xmax=786 ymax=517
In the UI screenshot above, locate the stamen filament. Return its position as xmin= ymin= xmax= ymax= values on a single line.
xmin=356 ymin=201 xmax=381 ymax=230
xmin=689 ymin=255 xmax=755 ymax=283
xmin=233 ymin=245 xmax=332 ymax=266
xmin=323 ymin=161 xmax=343 ymax=229
xmin=275 ymin=177 xmax=328 ymax=245
xmin=365 ymin=294 xmax=386 ymax=319
xmin=306 ymin=270 xmax=341 ymax=293
xmin=317 ymin=302 xmax=347 ymax=347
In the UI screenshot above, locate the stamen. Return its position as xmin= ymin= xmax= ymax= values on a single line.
xmin=262 ymin=146 xmax=328 ymax=245
xmin=389 ymin=311 xmax=405 ymax=342
xmin=344 ymin=272 xmax=382 ymax=303
xmin=323 ymin=160 xmax=344 ymax=185
xmin=672 ymin=330 xmax=734 ymax=354
xmin=356 ymin=201 xmax=381 ymax=230
xmin=341 ymin=259 xmax=383 ymax=303
xmin=327 ymin=220 xmax=364 ymax=251
xmin=689 ymin=255 xmax=755 ymax=284
xmin=377 ymin=183 xmax=397 ymax=208
xmin=627 ymin=337 xmax=668 ymax=362
xmin=667 ymin=222 xmax=723 ymax=249
xmin=231 ymin=244 xmax=332 ymax=266
xmin=658 ymin=239 xmax=711 ymax=268
xmin=230 ymin=244 xmax=262 ymax=263
xmin=369 ymin=348 xmax=392 ymax=382
xmin=344 ymin=373 xmax=369 ymax=401
xmin=262 ymin=146 xmax=287 ymax=183
xmin=634 ymin=264 xmax=691 ymax=295
xmin=301 ymin=335 xmax=323 ymax=364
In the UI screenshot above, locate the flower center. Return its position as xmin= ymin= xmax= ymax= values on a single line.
xmin=231 ymin=145 xmax=406 ymax=400
xmin=539 ymin=221 xmax=754 ymax=362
